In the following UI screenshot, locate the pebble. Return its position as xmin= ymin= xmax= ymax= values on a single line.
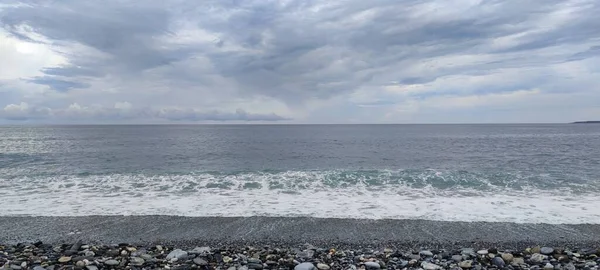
xmin=365 ymin=261 xmax=381 ymax=269
xmin=193 ymin=258 xmax=208 ymax=266
xmin=166 ymin=249 xmax=188 ymax=260
xmin=316 ymin=263 xmax=330 ymax=270
xmin=420 ymin=250 xmax=434 ymax=257
xmin=130 ymin=257 xmax=145 ymax=266
xmin=295 ymin=262 xmax=316 ymax=270
xmin=190 ymin=246 xmax=211 ymax=255
xmin=542 ymin=247 xmax=555 ymax=255
xmin=452 ymin=255 xmax=463 ymax=262
xmin=58 ymin=256 xmax=71 ymax=263
xmin=247 ymin=263 xmax=263 ymax=269
xmin=461 ymin=248 xmax=476 ymax=257
xmin=248 ymin=258 xmax=262 ymax=264
xmin=502 ymin=253 xmax=514 ymax=262
xmin=459 ymin=260 xmax=473 ymax=269
xmin=408 ymin=254 xmax=421 ymax=260
xmin=492 ymin=256 xmax=506 ymax=267
xmin=513 ymin=257 xmax=525 ymax=265
xmin=0 ymin=242 xmax=598 ymax=270
xmin=104 ymin=259 xmax=119 ymax=266
xmin=422 ymin=261 xmax=442 ymax=270
xmin=531 ymin=253 xmax=549 ymax=264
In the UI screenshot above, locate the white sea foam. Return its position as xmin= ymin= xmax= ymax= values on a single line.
xmin=1 ymin=172 xmax=599 ymax=224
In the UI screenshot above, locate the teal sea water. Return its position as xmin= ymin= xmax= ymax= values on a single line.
xmin=1 ymin=124 xmax=599 ymax=223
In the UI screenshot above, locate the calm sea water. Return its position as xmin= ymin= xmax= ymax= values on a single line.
xmin=1 ymin=124 xmax=599 ymax=223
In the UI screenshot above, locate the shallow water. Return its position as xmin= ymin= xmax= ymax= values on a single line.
xmin=1 ymin=124 xmax=599 ymax=223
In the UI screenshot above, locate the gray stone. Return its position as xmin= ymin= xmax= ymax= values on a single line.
xmin=247 ymin=263 xmax=263 ymax=270
xmin=58 ymin=256 xmax=71 ymax=263
xmin=408 ymin=254 xmax=421 ymax=260
xmin=131 ymin=249 xmax=146 ymax=257
xmin=190 ymin=246 xmax=211 ymax=255
xmin=459 ymin=260 xmax=472 ymax=269
xmin=141 ymin=254 xmax=153 ymax=260
xmin=295 ymin=263 xmax=316 ymax=270
xmin=512 ymin=257 xmax=525 ymax=265
xmin=86 ymin=266 xmax=99 ymax=270
xmin=422 ymin=262 xmax=441 ymax=270
xmin=477 ymin=250 xmax=489 ymax=255
xmin=10 ymin=265 xmax=21 ymax=270
xmin=531 ymin=253 xmax=548 ymax=264
xmin=166 ymin=249 xmax=188 ymax=260
xmin=298 ymin=249 xmax=315 ymax=259
xmin=452 ymin=255 xmax=463 ymax=262
xmin=492 ymin=257 xmax=506 ymax=267
xmin=565 ymin=263 xmax=576 ymax=270
xmin=130 ymin=257 xmax=145 ymax=266
xmin=420 ymin=250 xmax=434 ymax=257
xmin=248 ymin=258 xmax=262 ymax=264
xmin=33 ymin=267 xmax=45 ymax=270
xmin=104 ymin=259 xmax=119 ymax=266
xmin=461 ymin=249 xmax=476 ymax=257
xmin=194 ymin=258 xmax=208 ymax=266
xmin=541 ymin=247 xmax=555 ymax=255
xmin=72 ymin=256 xmax=91 ymax=262
xmin=317 ymin=263 xmax=330 ymax=270
xmin=365 ymin=262 xmax=381 ymax=269
xmin=502 ymin=253 xmax=514 ymax=262
xmin=544 ymin=263 xmax=554 ymax=270
xmin=399 ymin=260 xmax=409 ymax=268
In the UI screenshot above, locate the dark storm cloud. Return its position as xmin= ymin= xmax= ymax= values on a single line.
xmin=1 ymin=0 xmax=600 ymax=123
xmin=41 ymin=67 xmax=104 ymax=77
xmin=1 ymin=0 xmax=194 ymax=77
xmin=3 ymin=0 xmax=599 ymax=95
xmin=26 ymin=76 xmax=90 ymax=92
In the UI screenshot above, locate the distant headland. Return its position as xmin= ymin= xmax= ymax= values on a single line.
xmin=572 ymin=121 xmax=600 ymax=124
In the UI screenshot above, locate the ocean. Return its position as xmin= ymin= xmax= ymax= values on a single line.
xmin=1 ymin=124 xmax=599 ymax=224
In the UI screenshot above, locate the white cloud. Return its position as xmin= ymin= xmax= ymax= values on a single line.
xmin=0 ymin=30 xmax=66 ymax=80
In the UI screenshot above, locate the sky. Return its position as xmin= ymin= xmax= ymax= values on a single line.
xmin=0 ymin=0 xmax=599 ymax=124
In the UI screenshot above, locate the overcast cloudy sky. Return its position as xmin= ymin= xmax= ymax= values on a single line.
xmin=1 ymin=0 xmax=599 ymax=124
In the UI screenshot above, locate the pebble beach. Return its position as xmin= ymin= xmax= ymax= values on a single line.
xmin=2 ymin=241 xmax=600 ymax=270
xmin=2 ymin=217 xmax=600 ymax=270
